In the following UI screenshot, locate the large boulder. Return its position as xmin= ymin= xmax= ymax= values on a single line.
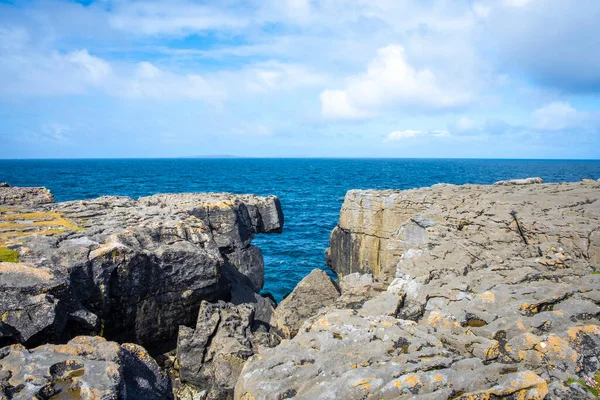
xmin=0 ymin=336 xmax=172 ymax=399
xmin=270 ymin=269 xmax=340 ymax=339
xmin=0 ymin=187 xmax=283 ymax=350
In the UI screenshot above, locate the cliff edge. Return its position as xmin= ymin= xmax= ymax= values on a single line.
xmin=237 ymin=179 xmax=600 ymax=399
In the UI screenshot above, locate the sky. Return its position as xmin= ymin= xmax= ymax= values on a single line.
xmin=1 ymin=0 xmax=599 ymax=159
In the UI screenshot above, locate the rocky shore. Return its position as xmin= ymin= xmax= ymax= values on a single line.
xmin=2 ymin=178 xmax=600 ymax=399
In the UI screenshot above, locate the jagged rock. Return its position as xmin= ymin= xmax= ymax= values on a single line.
xmin=494 ymin=177 xmax=543 ymax=185
xmin=0 ymin=187 xmax=283 ymax=350
xmin=270 ymin=269 xmax=340 ymax=339
xmin=176 ymin=301 xmax=256 ymax=400
xmin=0 ymin=336 xmax=172 ymax=399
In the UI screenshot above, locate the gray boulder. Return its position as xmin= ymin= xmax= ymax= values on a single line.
xmin=270 ymin=269 xmax=340 ymax=339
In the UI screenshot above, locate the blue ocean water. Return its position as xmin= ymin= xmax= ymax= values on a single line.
xmin=1 ymin=158 xmax=600 ymax=301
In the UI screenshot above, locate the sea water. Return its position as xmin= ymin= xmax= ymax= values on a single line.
xmin=2 ymin=158 xmax=599 ymax=301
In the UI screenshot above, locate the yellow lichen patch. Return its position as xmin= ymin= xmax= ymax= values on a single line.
xmin=351 ymin=362 xmax=371 ymax=369
xmin=427 ymin=311 xmax=455 ymax=330
xmin=0 ymin=263 xmax=54 ymax=281
xmin=207 ymin=200 xmax=235 ymax=210
xmin=403 ymin=374 xmax=422 ymax=388
xmin=353 ymin=378 xmax=374 ymax=390
xmin=567 ymin=325 xmax=600 ymax=341
xmin=318 ymin=318 xmax=331 ymax=329
xmin=553 ymin=310 xmax=564 ymax=316
xmin=432 ymin=374 xmax=444 ymax=382
xmin=516 ymin=320 xmax=527 ymax=331
xmin=523 ymin=333 xmax=541 ymax=348
xmin=478 ymin=291 xmax=495 ymax=303
xmin=535 ymin=335 xmax=570 ymax=359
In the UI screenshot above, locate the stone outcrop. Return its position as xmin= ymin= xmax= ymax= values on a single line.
xmin=0 ymin=187 xmax=283 ymax=350
xmin=0 ymin=183 xmax=54 ymax=206
xmin=0 ymin=336 xmax=173 ymax=399
xmin=238 ymin=180 xmax=600 ymax=399
xmin=176 ymin=301 xmax=255 ymax=399
xmin=270 ymin=269 xmax=340 ymax=339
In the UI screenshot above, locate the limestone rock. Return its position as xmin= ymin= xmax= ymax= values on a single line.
xmin=270 ymin=269 xmax=340 ymax=339
xmin=0 ymin=185 xmax=54 ymax=205
xmin=176 ymin=301 xmax=256 ymax=400
xmin=236 ymin=304 xmax=548 ymax=399
xmin=0 ymin=336 xmax=172 ymax=399
xmin=494 ymin=177 xmax=543 ymax=185
xmin=0 ymin=186 xmax=283 ymax=349
xmin=238 ymin=181 xmax=600 ymax=399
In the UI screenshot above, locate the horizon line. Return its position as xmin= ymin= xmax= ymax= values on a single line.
xmin=1 ymin=156 xmax=600 ymax=161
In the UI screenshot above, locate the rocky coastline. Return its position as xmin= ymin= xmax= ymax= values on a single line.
xmin=2 ymin=178 xmax=600 ymax=399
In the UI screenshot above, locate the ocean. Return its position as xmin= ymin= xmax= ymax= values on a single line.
xmin=2 ymin=158 xmax=599 ymax=301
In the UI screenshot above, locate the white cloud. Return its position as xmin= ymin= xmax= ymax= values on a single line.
xmin=386 ymin=130 xmax=424 ymax=141
xmin=320 ymin=45 xmax=473 ymax=120
xmin=118 ymin=61 xmax=226 ymax=103
xmin=532 ymin=102 xmax=580 ymax=131
xmin=108 ymin=1 xmax=248 ymax=35
xmin=504 ymin=0 xmax=535 ymax=7
xmin=239 ymin=61 xmax=326 ymax=92
xmin=64 ymin=50 xmax=112 ymax=82
xmin=449 ymin=117 xmax=478 ymax=134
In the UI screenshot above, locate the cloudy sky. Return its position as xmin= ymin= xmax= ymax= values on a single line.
xmin=1 ymin=0 xmax=599 ymax=158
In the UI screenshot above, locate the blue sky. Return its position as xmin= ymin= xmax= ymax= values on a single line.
xmin=1 ymin=0 xmax=599 ymax=158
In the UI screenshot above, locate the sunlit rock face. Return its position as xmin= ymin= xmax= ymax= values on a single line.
xmin=237 ymin=180 xmax=600 ymax=399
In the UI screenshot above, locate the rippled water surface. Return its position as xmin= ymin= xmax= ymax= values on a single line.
xmin=2 ymin=158 xmax=599 ymax=301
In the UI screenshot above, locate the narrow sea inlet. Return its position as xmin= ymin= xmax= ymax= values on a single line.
xmin=2 ymin=157 xmax=600 ymax=301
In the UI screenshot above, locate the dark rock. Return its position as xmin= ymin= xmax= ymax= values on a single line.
xmin=176 ymin=301 xmax=255 ymax=400
xmin=0 ymin=336 xmax=173 ymax=399
xmin=0 ymin=188 xmax=283 ymax=350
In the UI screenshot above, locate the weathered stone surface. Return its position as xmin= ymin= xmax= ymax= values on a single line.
xmin=270 ymin=269 xmax=340 ymax=339
xmin=0 ymin=336 xmax=172 ymax=399
xmin=238 ymin=181 xmax=600 ymax=399
xmin=327 ymin=180 xmax=600 ymax=283
xmin=236 ymin=288 xmax=549 ymax=399
xmin=0 ymin=185 xmax=54 ymax=206
xmin=0 ymin=187 xmax=283 ymax=350
xmin=176 ymin=301 xmax=256 ymax=400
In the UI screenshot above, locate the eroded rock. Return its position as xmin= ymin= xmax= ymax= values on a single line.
xmin=0 ymin=187 xmax=283 ymax=350
xmin=0 ymin=336 xmax=173 ymax=399
xmin=270 ymin=269 xmax=340 ymax=339
xmin=239 ymin=181 xmax=600 ymax=399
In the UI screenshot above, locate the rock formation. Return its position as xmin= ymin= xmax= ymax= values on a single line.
xmin=270 ymin=269 xmax=340 ymax=339
xmin=0 ymin=336 xmax=173 ymax=399
xmin=238 ymin=180 xmax=600 ymax=399
xmin=0 ymin=184 xmax=283 ymax=398
xmin=0 ymin=187 xmax=282 ymax=349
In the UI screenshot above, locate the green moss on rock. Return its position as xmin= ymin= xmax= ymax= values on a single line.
xmin=0 ymin=247 xmax=20 ymax=263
